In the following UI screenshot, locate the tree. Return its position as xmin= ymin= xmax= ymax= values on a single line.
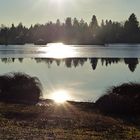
xmin=124 ymin=13 xmax=140 ymax=43
xmin=89 ymin=15 xmax=99 ymax=44
xmin=65 ymin=17 xmax=72 ymax=27
xmin=0 ymin=27 xmax=9 ymax=45
xmin=90 ymin=15 xmax=99 ymax=30
xmin=0 ymin=13 xmax=140 ymax=45
xmin=73 ymin=18 xmax=79 ymax=28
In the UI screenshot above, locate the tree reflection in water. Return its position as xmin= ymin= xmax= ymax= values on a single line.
xmin=0 ymin=57 xmax=138 ymax=72
xmin=0 ymin=57 xmax=139 ymax=104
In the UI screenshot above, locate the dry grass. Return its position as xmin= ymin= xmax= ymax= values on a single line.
xmin=0 ymin=101 xmax=140 ymax=140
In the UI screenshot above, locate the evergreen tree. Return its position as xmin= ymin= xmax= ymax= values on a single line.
xmin=124 ymin=13 xmax=140 ymax=43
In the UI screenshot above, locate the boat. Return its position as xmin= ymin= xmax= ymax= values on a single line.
xmin=34 ymin=39 xmax=47 ymax=45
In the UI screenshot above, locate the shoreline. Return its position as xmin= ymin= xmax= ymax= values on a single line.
xmin=1 ymin=43 xmax=140 ymax=46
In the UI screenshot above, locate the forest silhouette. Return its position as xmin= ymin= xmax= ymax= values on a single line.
xmin=0 ymin=13 xmax=140 ymax=45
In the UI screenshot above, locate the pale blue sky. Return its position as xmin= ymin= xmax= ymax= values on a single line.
xmin=0 ymin=0 xmax=140 ymax=27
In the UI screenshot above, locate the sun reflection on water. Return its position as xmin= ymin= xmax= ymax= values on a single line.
xmin=39 ymin=43 xmax=77 ymax=58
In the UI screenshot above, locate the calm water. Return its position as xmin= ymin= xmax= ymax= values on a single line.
xmin=0 ymin=44 xmax=140 ymax=58
xmin=0 ymin=44 xmax=140 ymax=102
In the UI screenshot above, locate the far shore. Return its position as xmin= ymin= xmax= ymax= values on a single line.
xmin=1 ymin=42 xmax=140 ymax=46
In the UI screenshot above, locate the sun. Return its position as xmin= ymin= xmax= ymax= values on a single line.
xmin=50 ymin=90 xmax=70 ymax=103
xmin=55 ymin=0 xmax=64 ymax=2
xmin=49 ymin=0 xmax=66 ymax=6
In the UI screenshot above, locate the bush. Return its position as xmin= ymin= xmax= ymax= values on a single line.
xmin=95 ymin=83 xmax=140 ymax=115
xmin=0 ymin=72 xmax=42 ymax=105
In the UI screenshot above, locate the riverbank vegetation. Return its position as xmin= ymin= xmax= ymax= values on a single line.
xmin=0 ymin=13 xmax=140 ymax=45
xmin=0 ymin=73 xmax=42 ymax=105
xmin=96 ymin=82 xmax=140 ymax=115
xmin=0 ymin=72 xmax=140 ymax=139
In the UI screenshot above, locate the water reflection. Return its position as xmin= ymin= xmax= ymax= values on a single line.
xmin=0 ymin=57 xmax=139 ymax=72
xmin=38 ymin=43 xmax=78 ymax=58
xmin=0 ymin=57 xmax=139 ymax=102
xmin=124 ymin=58 xmax=139 ymax=72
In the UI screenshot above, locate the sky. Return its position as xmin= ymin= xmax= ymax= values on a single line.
xmin=0 ymin=0 xmax=140 ymax=27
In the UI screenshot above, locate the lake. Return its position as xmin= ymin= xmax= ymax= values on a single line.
xmin=0 ymin=44 xmax=140 ymax=102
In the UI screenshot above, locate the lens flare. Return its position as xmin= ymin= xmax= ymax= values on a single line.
xmin=50 ymin=90 xmax=70 ymax=103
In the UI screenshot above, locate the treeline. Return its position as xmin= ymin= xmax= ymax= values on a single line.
xmin=1 ymin=58 xmax=139 ymax=72
xmin=0 ymin=13 xmax=140 ymax=45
